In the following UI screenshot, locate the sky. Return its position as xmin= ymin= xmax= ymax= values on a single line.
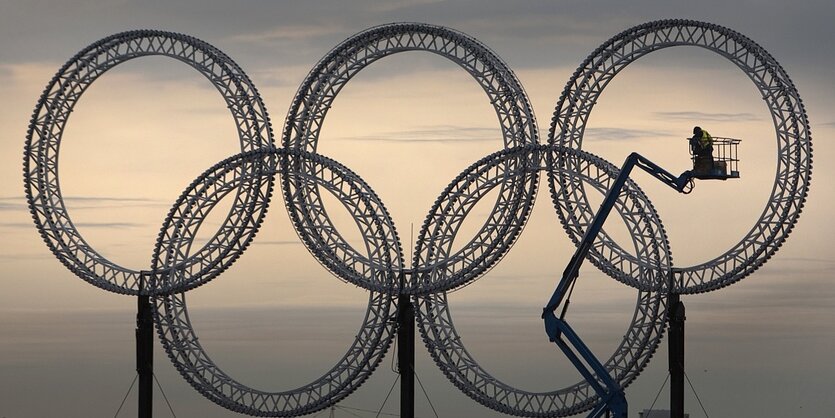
xmin=1 ymin=1 xmax=835 ymax=417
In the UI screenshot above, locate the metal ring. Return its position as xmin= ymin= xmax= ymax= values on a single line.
xmin=23 ymin=20 xmax=813 ymax=417
xmin=416 ymin=145 xmax=671 ymax=417
xmin=283 ymin=22 xmax=539 ymax=293
xmin=548 ymin=19 xmax=813 ymax=293
xmin=152 ymin=148 xmax=399 ymax=416
xmin=23 ymin=30 xmax=274 ymax=295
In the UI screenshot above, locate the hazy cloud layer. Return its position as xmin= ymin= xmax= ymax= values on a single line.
xmin=778 ymin=256 xmax=835 ymax=264
xmin=0 ymin=221 xmax=144 ymax=229
xmin=2 ymin=0 xmax=833 ymax=73
xmin=225 ymin=24 xmax=348 ymax=44
xmin=253 ymin=240 xmax=303 ymax=246
xmin=0 ymin=252 xmax=50 ymax=261
xmin=655 ymin=111 xmax=761 ymax=122
xmin=583 ymin=127 xmax=672 ymax=141
xmin=73 ymin=222 xmax=145 ymax=229
xmin=0 ymin=222 xmax=41 ymax=229
xmin=0 ymin=195 xmax=168 ymax=211
xmin=0 ymin=199 xmax=25 ymax=211
xmin=338 ymin=125 xmax=500 ymax=143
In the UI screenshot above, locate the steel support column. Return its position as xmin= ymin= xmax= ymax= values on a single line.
xmin=137 ymin=294 xmax=154 ymax=418
xmin=398 ymin=294 xmax=415 ymax=418
xmin=668 ymin=291 xmax=685 ymax=418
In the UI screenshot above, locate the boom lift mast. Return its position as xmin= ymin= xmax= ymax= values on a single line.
xmin=542 ymin=153 xmax=696 ymax=418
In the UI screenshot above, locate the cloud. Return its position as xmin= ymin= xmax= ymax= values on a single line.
xmin=72 ymin=222 xmax=145 ymax=229
xmin=63 ymin=196 xmax=157 ymax=203
xmin=369 ymin=0 xmax=446 ymax=13
xmin=0 ymin=195 xmax=170 ymax=210
xmin=226 ymin=24 xmax=347 ymax=44
xmin=0 ymin=197 xmax=26 ymax=211
xmin=1 ymin=60 xmax=214 ymax=94
xmin=61 ymin=197 xmax=170 ymax=211
xmin=0 ymin=222 xmax=38 ymax=229
xmin=1 ymin=0 xmax=833 ymax=76
xmin=0 ymin=221 xmax=144 ymax=229
xmin=338 ymin=125 xmax=500 ymax=143
xmin=655 ymin=111 xmax=761 ymax=122
xmin=0 ymin=252 xmax=51 ymax=262
xmin=582 ymin=127 xmax=672 ymax=141
xmin=0 ymin=62 xmax=57 ymax=84
xmin=253 ymin=240 xmax=303 ymax=246
xmin=777 ymin=256 xmax=835 ymax=264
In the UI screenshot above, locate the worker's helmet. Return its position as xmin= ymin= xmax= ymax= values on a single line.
xmin=693 ymin=126 xmax=702 ymax=135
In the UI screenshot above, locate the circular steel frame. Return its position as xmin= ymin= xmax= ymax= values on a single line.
xmin=548 ymin=19 xmax=813 ymax=294
xmin=283 ymin=22 xmax=539 ymax=294
xmin=21 ymin=20 xmax=814 ymax=418
xmin=152 ymin=148 xmax=399 ymax=416
xmin=23 ymin=30 xmax=274 ymax=295
xmin=416 ymin=145 xmax=671 ymax=417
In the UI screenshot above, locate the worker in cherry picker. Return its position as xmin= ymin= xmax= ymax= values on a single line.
xmin=689 ymin=126 xmax=714 ymax=173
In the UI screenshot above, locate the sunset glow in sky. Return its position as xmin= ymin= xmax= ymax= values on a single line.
xmin=1 ymin=1 xmax=834 ymax=417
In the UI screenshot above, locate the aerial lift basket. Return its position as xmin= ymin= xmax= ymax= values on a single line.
xmin=688 ymin=136 xmax=741 ymax=180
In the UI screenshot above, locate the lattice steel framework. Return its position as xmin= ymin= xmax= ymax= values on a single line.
xmin=23 ymin=30 xmax=274 ymax=296
xmin=153 ymin=148 xmax=400 ymax=416
xmin=415 ymin=144 xmax=671 ymax=417
xmin=22 ymin=19 xmax=813 ymax=418
xmin=283 ymin=22 xmax=540 ymax=295
xmin=548 ymin=19 xmax=813 ymax=294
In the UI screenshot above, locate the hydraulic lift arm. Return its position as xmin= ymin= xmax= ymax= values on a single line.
xmin=542 ymin=153 xmax=693 ymax=418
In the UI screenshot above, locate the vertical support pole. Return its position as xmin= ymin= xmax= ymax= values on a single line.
xmin=398 ymin=294 xmax=415 ymax=418
xmin=137 ymin=292 xmax=154 ymax=418
xmin=668 ymin=289 xmax=685 ymax=418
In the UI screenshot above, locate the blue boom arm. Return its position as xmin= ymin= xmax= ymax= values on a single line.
xmin=542 ymin=153 xmax=693 ymax=418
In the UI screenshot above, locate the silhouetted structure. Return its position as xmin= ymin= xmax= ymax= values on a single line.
xmin=24 ymin=19 xmax=812 ymax=418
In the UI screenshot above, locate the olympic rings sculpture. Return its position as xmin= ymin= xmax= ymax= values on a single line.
xmin=23 ymin=19 xmax=811 ymax=417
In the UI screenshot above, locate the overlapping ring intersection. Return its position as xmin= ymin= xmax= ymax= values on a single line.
xmin=24 ymin=20 xmax=811 ymax=417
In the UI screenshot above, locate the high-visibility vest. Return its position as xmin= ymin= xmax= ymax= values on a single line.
xmin=699 ymin=130 xmax=713 ymax=149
